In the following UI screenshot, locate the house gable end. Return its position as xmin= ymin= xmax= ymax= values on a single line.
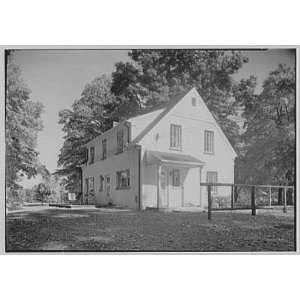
xmin=134 ymin=87 xmax=237 ymax=158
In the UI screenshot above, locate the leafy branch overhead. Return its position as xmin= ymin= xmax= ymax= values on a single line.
xmin=234 ymin=64 xmax=295 ymax=185
xmin=6 ymin=55 xmax=44 ymax=191
xmin=56 ymin=50 xmax=295 ymax=191
xmin=57 ymin=75 xmax=115 ymax=190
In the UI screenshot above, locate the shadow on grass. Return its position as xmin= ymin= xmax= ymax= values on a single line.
xmin=6 ymin=207 xmax=296 ymax=252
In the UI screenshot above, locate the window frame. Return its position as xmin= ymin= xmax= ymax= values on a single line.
xmin=89 ymin=177 xmax=95 ymax=192
xmin=172 ymin=169 xmax=181 ymax=187
xmin=170 ymin=124 xmax=182 ymax=150
xmin=204 ymin=130 xmax=214 ymax=154
xmin=206 ymin=171 xmax=218 ymax=194
xmin=85 ymin=178 xmax=89 ymax=195
xmin=99 ymin=175 xmax=104 ymax=192
xmin=102 ymin=139 xmax=107 ymax=160
xmin=192 ymin=97 xmax=197 ymax=106
xmin=116 ymin=130 xmax=124 ymax=154
xmin=116 ymin=169 xmax=130 ymax=190
xmin=89 ymin=146 xmax=95 ymax=164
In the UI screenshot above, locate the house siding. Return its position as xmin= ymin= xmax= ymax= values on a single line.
xmin=82 ymin=146 xmax=140 ymax=209
xmin=137 ymin=88 xmax=236 ymax=209
xmin=81 ymin=88 xmax=236 ymax=210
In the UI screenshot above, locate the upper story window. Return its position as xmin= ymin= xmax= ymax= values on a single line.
xmin=89 ymin=146 xmax=95 ymax=164
xmin=204 ymin=130 xmax=214 ymax=154
xmin=117 ymin=130 xmax=124 ymax=154
xmin=207 ymin=171 xmax=218 ymax=194
xmin=192 ymin=97 xmax=197 ymax=106
xmin=116 ymin=169 xmax=130 ymax=189
xmin=102 ymin=139 xmax=107 ymax=160
xmin=170 ymin=124 xmax=182 ymax=150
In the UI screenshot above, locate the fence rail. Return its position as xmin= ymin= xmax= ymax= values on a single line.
xmin=200 ymin=182 xmax=295 ymax=220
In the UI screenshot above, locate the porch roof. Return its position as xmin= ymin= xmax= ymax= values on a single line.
xmin=147 ymin=150 xmax=205 ymax=167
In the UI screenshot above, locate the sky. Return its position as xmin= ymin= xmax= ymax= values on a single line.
xmin=13 ymin=49 xmax=295 ymax=188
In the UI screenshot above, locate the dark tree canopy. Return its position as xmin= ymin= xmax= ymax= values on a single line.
xmin=235 ymin=64 xmax=295 ymax=185
xmin=6 ymin=55 xmax=44 ymax=191
xmin=57 ymin=50 xmax=295 ymax=192
xmin=57 ymin=75 xmax=115 ymax=190
xmin=110 ymin=49 xmax=249 ymax=146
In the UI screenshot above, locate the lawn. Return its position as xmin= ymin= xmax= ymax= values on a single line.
xmin=6 ymin=207 xmax=295 ymax=252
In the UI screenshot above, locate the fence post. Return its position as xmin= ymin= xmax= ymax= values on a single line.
xmin=231 ymin=185 xmax=234 ymax=209
xmin=251 ymin=186 xmax=256 ymax=216
xmin=269 ymin=186 xmax=272 ymax=207
xmin=278 ymin=187 xmax=283 ymax=205
xmin=234 ymin=186 xmax=238 ymax=203
xmin=283 ymin=187 xmax=287 ymax=213
xmin=208 ymin=185 xmax=212 ymax=220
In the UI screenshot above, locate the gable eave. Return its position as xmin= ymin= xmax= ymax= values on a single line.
xmin=132 ymin=87 xmax=195 ymax=144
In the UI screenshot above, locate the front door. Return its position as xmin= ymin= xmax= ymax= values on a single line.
xmin=167 ymin=168 xmax=183 ymax=208
xmin=105 ymin=175 xmax=111 ymax=203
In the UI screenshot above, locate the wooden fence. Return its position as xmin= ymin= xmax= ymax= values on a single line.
xmin=200 ymin=183 xmax=295 ymax=220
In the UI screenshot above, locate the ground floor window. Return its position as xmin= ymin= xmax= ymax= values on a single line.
xmin=89 ymin=177 xmax=94 ymax=192
xmin=99 ymin=175 xmax=104 ymax=192
xmin=207 ymin=171 xmax=218 ymax=194
xmin=116 ymin=169 xmax=130 ymax=189
xmin=85 ymin=178 xmax=89 ymax=195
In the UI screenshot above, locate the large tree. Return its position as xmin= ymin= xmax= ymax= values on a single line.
xmin=234 ymin=64 xmax=295 ymax=185
xmin=110 ymin=50 xmax=249 ymax=146
xmin=6 ymin=54 xmax=44 ymax=193
xmin=57 ymin=75 xmax=115 ymax=191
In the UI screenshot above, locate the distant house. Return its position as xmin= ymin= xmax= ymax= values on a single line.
xmin=80 ymin=87 xmax=237 ymax=210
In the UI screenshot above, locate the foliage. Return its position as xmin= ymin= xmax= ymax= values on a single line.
xmin=57 ymin=75 xmax=115 ymax=190
xmin=235 ymin=64 xmax=295 ymax=185
xmin=6 ymin=54 xmax=44 ymax=205
xmin=110 ymin=50 xmax=249 ymax=145
xmin=34 ymin=182 xmax=51 ymax=203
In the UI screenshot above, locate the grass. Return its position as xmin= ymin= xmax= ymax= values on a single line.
xmin=6 ymin=207 xmax=295 ymax=252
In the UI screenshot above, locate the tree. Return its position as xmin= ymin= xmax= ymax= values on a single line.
xmin=34 ymin=182 xmax=51 ymax=204
xmin=6 ymin=53 xmax=44 ymax=197
xmin=110 ymin=50 xmax=249 ymax=146
xmin=235 ymin=64 xmax=295 ymax=185
xmin=57 ymin=75 xmax=115 ymax=191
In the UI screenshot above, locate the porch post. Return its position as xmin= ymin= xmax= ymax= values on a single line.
xmin=157 ymin=164 xmax=161 ymax=210
xmin=199 ymin=166 xmax=202 ymax=207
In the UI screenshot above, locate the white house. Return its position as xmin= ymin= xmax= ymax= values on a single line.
xmin=80 ymin=87 xmax=237 ymax=210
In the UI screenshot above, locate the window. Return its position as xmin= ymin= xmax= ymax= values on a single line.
xmin=99 ymin=175 xmax=104 ymax=192
xmin=116 ymin=169 xmax=130 ymax=189
xmin=85 ymin=147 xmax=89 ymax=163
xmin=89 ymin=146 xmax=95 ymax=164
xmin=89 ymin=177 xmax=94 ymax=192
xmin=170 ymin=124 xmax=182 ymax=149
xmin=204 ymin=130 xmax=214 ymax=153
xmin=117 ymin=130 xmax=124 ymax=154
xmin=85 ymin=178 xmax=89 ymax=195
xmin=207 ymin=171 xmax=218 ymax=194
xmin=192 ymin=97 xmax=197 ymax=106
xmin=172 ymin=169 xmax=180 ymax=187
xmin=102 ymin=139 xmax=107 ymax=160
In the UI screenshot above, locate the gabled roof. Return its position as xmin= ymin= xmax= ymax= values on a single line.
xmin=131 ymin=87 xmax=194 ymax=143
xmin=129 ymin=87 xmax=237 ymax=157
